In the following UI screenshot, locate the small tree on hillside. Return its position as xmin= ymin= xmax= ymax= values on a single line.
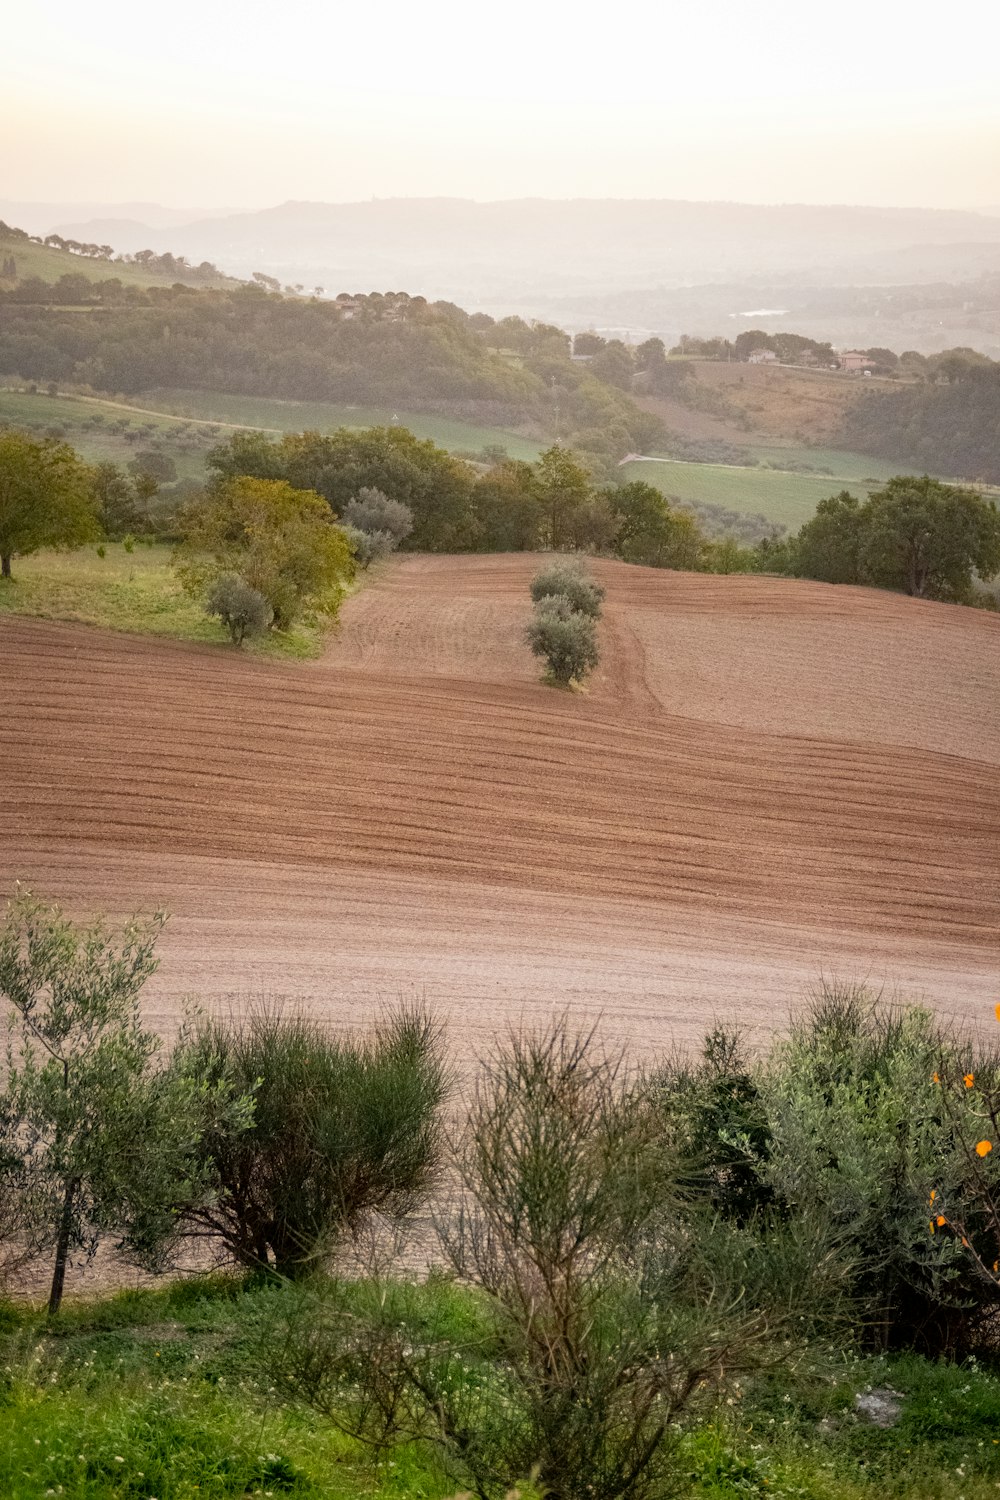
xmin=0 ymin=892 xmax=234 ymax=1315
xmin=0 ymin=429 xmax=98 ymax=579
xmin=205 ymin=573 xmax=273 ymax=644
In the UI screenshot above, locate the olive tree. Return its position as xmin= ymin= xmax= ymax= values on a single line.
xmin=0 ymin=892 xmax=237 ymax=1315
xmin=205 ymin=573 xmax=272 ymax=644
xmin=530 ymin=561 xmax=605 ymax=618
xmin=525 ymin=594 xmax=600 ymax=685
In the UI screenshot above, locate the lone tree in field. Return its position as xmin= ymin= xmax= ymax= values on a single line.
xmin=175 ymin=476 xmax=354 ymax=629
xmin=526 ymin=561 xmax=603 ymax=686
xmin=205 ymin=573 xmax=273 ymax=644
xmin=0 ymin=429 xmax=98 ymax=579
xmin=0 ymin=892 xmax=234 ymax=1316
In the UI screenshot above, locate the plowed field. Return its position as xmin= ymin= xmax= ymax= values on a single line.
xmin=3 ymin=555 xmax=998 ymax=1060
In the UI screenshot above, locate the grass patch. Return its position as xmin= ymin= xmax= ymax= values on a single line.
xmin=0 ymin=544 xmax=324 ymax=659
xmin=620 ymin=456 xmax=882 ymax=529
xmin=0 ymin=389 xmax=219 ymax=483
xmin=3 ymin=1274 xmax=1000 ymax=1499
xmin=132 ymin=388 xmax=544 ymax=461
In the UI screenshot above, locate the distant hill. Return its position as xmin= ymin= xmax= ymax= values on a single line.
xmin=0 ymin=220 xmax=238 ymax=291
xmin=65 ymin=197 xmax=1000 ymax=309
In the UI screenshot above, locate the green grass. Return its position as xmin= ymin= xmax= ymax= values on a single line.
xmin=620 ymin=456 xmax=883 ymax=529
xmin=0 ymin=544 xmax=324 ymax=660
xmin=3 ymin=1275 xmax=1000 ymax=1499
xmin=747 ymin=444 xmax=906 ymax=484
xmin=133 ymin=388 xmax=544 ymax=462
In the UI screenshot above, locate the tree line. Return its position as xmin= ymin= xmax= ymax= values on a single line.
xmin=4 ymin=892 xmax=1000 ymax=1497
xmin=839 ymin=356 xmax=1000 ymax=484
xmin=0 ymin=273 xmax=664 ymax=471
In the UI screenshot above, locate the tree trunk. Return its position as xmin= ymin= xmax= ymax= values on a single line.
xmin=1 ymin=554 xmax=11 ymax=579
xmin=47 ymin=1176 xmax=79 ymax=1318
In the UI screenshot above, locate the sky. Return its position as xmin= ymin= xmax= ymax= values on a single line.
xmin=7 ymin=0 xmax=1000 ymax=212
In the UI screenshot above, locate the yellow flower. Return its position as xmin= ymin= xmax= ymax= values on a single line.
xmin=929 ymin=1189 xmax=937 ymax=1204
xmin=976 ymin=1140 xmax=993 ymax=1157
xmin=964 ymin=1073 xmax=975 ymax=1089
xmin=929 ymin=1220 xmax=936 ymax=1234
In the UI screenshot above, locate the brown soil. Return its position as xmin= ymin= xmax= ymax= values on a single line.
xmin=644 ymin=361 xmax=893 ymax=447
xmin=3 ymin=555 xmax=998 ymax=1067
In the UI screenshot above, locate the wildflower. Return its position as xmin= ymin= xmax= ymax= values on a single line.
xmin=976 ymin=1140 xmax=993 ymax=1157
xmin=929 ymin=1189 xmax=937 ymax=1204
xmin=937 ymin=1214 xmax=946 ymax=1227
xmin=965 ymin=1073 xmax=975 ymax=1089
xmin=995 ymin=1003 xmax=1000 ymax=1024
xmin=932 ymin=1072 xmax=940 ymax=1084
xmin=930 ymin=1219 xmax=936 ymax=1234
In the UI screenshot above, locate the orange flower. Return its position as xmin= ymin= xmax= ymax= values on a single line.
xmin=995 ymin=1003 xmax=1000 ymax=1024
xmin=932 ymin=1072 xmax=940 ymax=1084
xmin=929 ymin=1189 xmax=937 ymax=1204
xmin=936 ymin=1214 xmax=946 ymax=1226
xmin=964 ymin=1073 xmax=975 ymax=1089
xmin=976 ymin=1140 xmax=993 ymax=1157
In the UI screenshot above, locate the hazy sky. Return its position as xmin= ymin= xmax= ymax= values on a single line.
xmin=7 ymin=0 xmax=1000 ymax=211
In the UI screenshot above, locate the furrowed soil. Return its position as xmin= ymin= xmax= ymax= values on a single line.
xmin=3 ymin=555 xmax=999 ymax=1072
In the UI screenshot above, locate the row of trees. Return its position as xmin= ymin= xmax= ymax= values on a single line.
xmin=6 ymin=891 xmax=1000 ymax=1496
xmin=0 ymin=276 xmax=664 ymax=469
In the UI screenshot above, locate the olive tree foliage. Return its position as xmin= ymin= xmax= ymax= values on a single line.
xmin=0 ymin=892 xmax=238 ymax=1315
xmin=174 ymin=476 xmax=354 ymax=629
xmin=0 ymin=428 xmax=98 ymax=578
xmin=529 ymin=561 xmax=605 ymax=618
xmin=343 ymin=488 xmax=413 ymax=545
xmin=525 ymin=600 xmax=600 ymax=686
xmin=205 ymin=573 xmax=272 ymax=645
xmin=169 ymin=1005 xmax=447 ymax=1278
xmin=272 ymin=1023 xmax=835 ymax=1500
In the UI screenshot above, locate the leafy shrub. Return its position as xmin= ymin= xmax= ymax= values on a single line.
xmin=529 ymin=562 xmax=604 ymax=618
xmin=341 ymin=523 xmax=396 ymax=570
xmin=525 ymin=599 xmax=600 ymax=685
xmin=759 ymin=984 xmax=1000 ymax=1355
xmin=205 ymin=573 xmax=272 ymax=644
xmin=171 ymin=1005 xmax=447 ymax=1278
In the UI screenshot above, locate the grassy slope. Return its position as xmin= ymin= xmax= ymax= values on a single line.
xmin=0 ymin=389 xmax=218 ymax=482
xmin=619 ymin=455 xmax=882 ymax=529
xmin=134 ymin=387 xmax=544 ymax=461
xmin=3 ymin=1275 xmax=1000 ymax=1499
xmin=0 ymin=544 xmax=324 ymax=660
xmin=0 ymin=228 xmax=237 ymax=290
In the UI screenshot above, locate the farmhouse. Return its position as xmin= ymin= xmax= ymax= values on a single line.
xmin=837 ymin=350 xmax=875 ymax=372
xmin=747 ymin=348 xmax=778 ymax=364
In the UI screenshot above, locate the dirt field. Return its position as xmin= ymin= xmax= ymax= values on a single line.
xmin=3 ymin=555 xmax=999 ymax=1069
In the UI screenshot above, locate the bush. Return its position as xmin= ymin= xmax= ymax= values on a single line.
xmin=342 ymin=487 xmax=413 ymax=545
xmin=171 ymin=1005 xmax=447 ymax=1278
xmin=274 ymin=1022 xmax=830 ymax=1500
xmin=529 ymin=562 xmax=604 ymax=618
xmin=205 ymin=573 xmax=273 ymax=644
xmin=525 ymin=599 xmax=600 ymax=685
xmin=759 ymin=984 xmax=1000 ymax=1355
xmin=341 ymin=523 xmax=396 ymax=570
